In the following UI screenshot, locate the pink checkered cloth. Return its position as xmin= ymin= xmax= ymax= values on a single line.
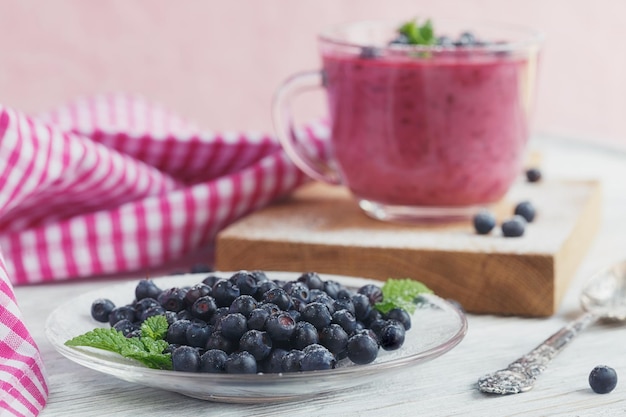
xmin=0 ymin=95 xmax=327 ymax=415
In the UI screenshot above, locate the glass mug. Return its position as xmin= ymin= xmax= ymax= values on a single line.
xmin=272 ymin=20 xmax=543 ymax=222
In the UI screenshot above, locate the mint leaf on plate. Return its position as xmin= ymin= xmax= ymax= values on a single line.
xmin=65 ymin=315 xmax=172 ymax=370
xmin=375 ymin=278 xmax=433 ymax=314
xmin=140 ymin=315 xmax=169 ymax=340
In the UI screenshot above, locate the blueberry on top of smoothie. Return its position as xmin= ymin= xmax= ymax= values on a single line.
xmin=360 ymin=46 xmax=382 ymax=59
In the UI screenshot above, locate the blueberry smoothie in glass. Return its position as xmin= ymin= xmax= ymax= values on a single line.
xmin=274 ymin=19 xmax=542 ymax=221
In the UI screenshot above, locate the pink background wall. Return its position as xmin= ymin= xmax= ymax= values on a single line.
xmin=1 ymin=0 xmax=625 ymax=147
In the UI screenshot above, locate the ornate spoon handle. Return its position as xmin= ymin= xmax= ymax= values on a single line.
xmin=477 ymin=311 xmax=598 ymax=394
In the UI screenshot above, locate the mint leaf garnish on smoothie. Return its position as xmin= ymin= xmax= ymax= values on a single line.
xmin=398 ymin=18 xmax=436 ymax=45
xmin=375 ymin=279 xmax=433 ymax=314
xmin=65 ymin=315 xmax=172 ymax=370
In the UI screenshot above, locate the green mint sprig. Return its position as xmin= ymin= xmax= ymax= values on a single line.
xmin=65 ymin=315 xmax=172 ymax=370
xmin=375 ymin=278 xmax=433 ymax=314
xmin=398 ymin=18 xmax=436 ymax=46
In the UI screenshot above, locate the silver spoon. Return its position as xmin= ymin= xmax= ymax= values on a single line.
xmin=477 ymin=261 xmax=626 ymax=395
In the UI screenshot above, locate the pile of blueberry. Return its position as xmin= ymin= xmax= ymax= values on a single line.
xmin=91 ymin=271 xmax=412 ymax=374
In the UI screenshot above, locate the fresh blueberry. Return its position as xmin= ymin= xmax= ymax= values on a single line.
xmin=208 ymin=306 xmax=230 ymax=326
xmin=332 ymin=309 xmax=357 ymax=334
xmin=108 ymin=305 xmax=135 ymax=326
xmin=319 ymin=324 xmax=349 ymax=355
xmin=337 ymin=288 xmax=353 ymax=300
xmin=362 ymin=308 xmax=383 ymax=327
xmin=501 ymin=215 xmax=527 ymax=237
xmin=230 ymin=271 xmax=258 ymax=296
xmin=202 ymin=275 xmax=221 ymax=288
xmin=291 ymin=321 xmax=319 ymax=350
xmin=205 ymin=331 xmax=237 ymax=354
xmin=112 ymin=319 xmax=137 ymax=337
xmin=229 ymin=295 xmax=258 ymax=317
xmin=589 ymin=365 xmax=618 ymax=394
xmin=158 ymin=287 xmax=187 ymax=312
xmin=377 ymin=321 xmax=406 ymax=351
xmin=225 ymin=351 xmax=258 ymax=374
xmin=473 ymin=210 xmax=496 ymax=235
xmin=134 ymin=297 xmax=160 ymax=315
xmin=351 ymin=293 xmax=373 ymax=322
xmin=281 ymin=349 xmax=304 ymax=372
xmin=176 ymin=309 xmax=192 ymax=321
xmin=525 ymin=168 xmax=542 ymax=183
xmin=323 ymin=280 xmax=343 ymax=299
xmin=384 ymin=308 xmax=412 ymax=330
xmin=358 ymin=284 xmax=383 ymax=305
xmin=301 ymin=302 xmax=332 ymax=330
xmin=139 ymin=305 xmax=166 ymax=322
xmin=212 ymin=279 xmax=240 ymax=307
xmin=172 ymin=345 xmax=200 ymax=372
xmin=311 ymin=293 xmax=336 ymax=315
xmin=297 ymin=272 xmax=324 ymax=290
xmin=239 ymin=330 xmax=272 ymax=361
xmin=300 ymin=344 xmax=336 ymax=371
xmin=126 ymin=329 xmax=142 ymax=338
xmin=262 ymin=288 xmax=292 ymax=311
xmin=260 ymin=348 xmax=288 ymax=373
xmin=91 ymin=298 xmax=115 ymax=323
xmin=347 ymin=330 xmax=379 ymax=365
xmin=164 ymin=311 xmax=178 ymax=325
xmin=290 ymin=298 xmax=305 ymax=314
xmin=184 ymin=283 xmax=212 ymax=306
xmin=250 ymin=270 xmax=269 ymax=283
xmin=199 ymin=349 xmax=228 ymax=373
xmin=166 ymin=319 xmax=192 ymax=345
xmin=284 ymin=281 xmax=310 ymax=304
xmin=135 ymin=279 xmax=162 ymax=301
xmin=185 ymin=321 xmax=212 ymax=348
xmin=514 ymin=201 xmax=536 ymax=223
xmin=258 ymin=302 xmax=281 ymax=317
xmin=255 ymin=280 xmax=279 ymax=300
xmin=247 ymin=308 xmax=270 ymax=331
xmin=333 ymin=298 xmax=356 ymax=315
xmin=369 ymin=319 xmax=387 ymax=337
xmin=219 ymin=313 xmax=248 ymax=341
xmin=265 ymin=312 xmax=296 ymax=342
xmin=189 ymin=295 xmax=218 ymax=321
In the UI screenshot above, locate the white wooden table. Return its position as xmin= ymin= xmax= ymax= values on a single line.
xmin=16 ymin=136 xmax=626 ymax=416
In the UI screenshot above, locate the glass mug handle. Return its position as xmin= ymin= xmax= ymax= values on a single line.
xmin=272 ymin=70 xmax=340 ymax=185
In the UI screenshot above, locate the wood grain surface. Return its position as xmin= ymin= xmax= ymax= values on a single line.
xmin=215 ymin=179 xmax=602 ymax=317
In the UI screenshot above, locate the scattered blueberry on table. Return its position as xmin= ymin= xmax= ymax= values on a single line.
xmin=514 ymin=201 xmax=536 ymax=223
xmin=589 ymin=365 xmax=618 ymax=394
xmin=501 ymin=215 xmax=527 ymax=237
xmin=525 ymin=168 xmax=542 ymax=183
xmin=473 ymin=211 xmax=497 ymax=235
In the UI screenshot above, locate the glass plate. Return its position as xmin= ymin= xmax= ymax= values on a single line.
xmin=46 ymin=272 xmax=467 ymax=403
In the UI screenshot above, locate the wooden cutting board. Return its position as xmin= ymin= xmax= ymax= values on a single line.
xmin=215 ymin=179 xmax=602 ymax=317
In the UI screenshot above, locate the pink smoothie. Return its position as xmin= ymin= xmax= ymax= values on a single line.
xmin=322 ymin=50 xmax=532 ymax=207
